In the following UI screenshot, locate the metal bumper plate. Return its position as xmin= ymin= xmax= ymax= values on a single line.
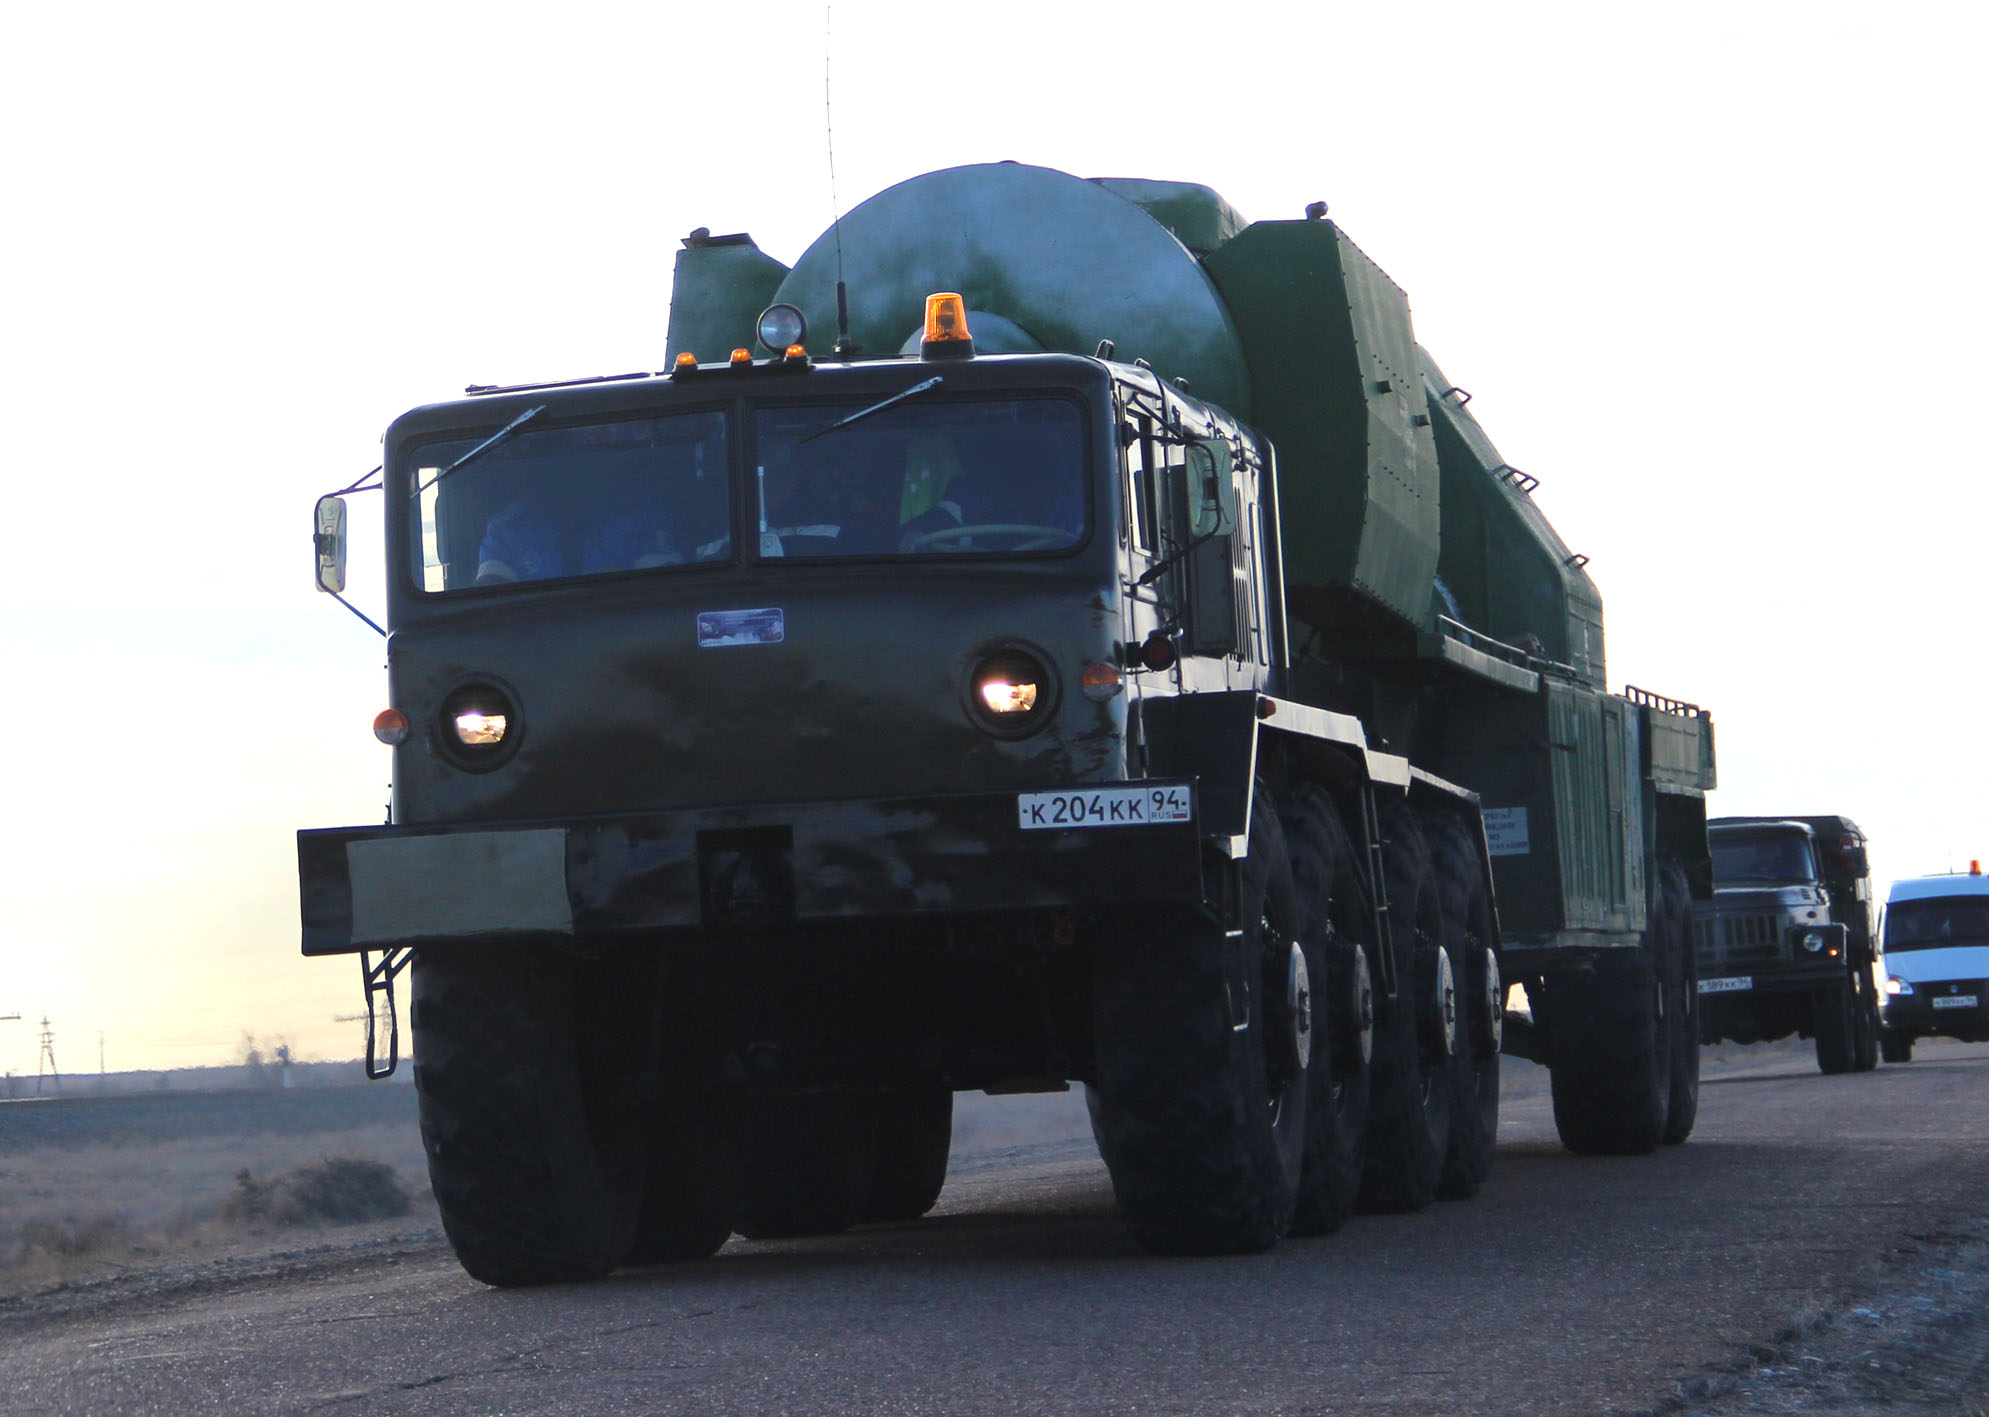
xmin=299 ymin=781 xmax=1202 ymax=956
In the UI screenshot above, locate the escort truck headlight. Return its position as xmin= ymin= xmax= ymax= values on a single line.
xmin=438 ymin=680 xmax=522 ymax=768
xmin=1801 ymin=931 xmax=1826 ymax=953
xmin=1886 ymin=976 xmax=1913 ymax=996
xmin=967 ymin=646 xmax=1057 ymax=736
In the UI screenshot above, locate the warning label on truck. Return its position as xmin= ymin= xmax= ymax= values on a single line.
xmin=1483 ymin=807 xmax=1530 ymax=857
xmin=1018 ymin=786 xmax=1193 ymax=830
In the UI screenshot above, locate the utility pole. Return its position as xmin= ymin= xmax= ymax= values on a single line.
xmin=36 ymin=1016 xmax=59 ymax=1096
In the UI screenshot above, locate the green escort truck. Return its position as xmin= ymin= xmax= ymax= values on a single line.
xmin=299 ymin=162 xmax=1718 ymax=1286
xmin=1693 ymin=815 xmax=1881 ymax=1073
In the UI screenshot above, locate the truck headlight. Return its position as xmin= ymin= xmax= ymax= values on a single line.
xmin=1886 ymin=976 xmax=1913 ymax=996
xmin=967 ymin=646 xmax=1056 ymax=735
xmin=438 ymin=680 xmax=522 ymax=767
xmin=1801 ymin=931 xmax=1826 ymax=953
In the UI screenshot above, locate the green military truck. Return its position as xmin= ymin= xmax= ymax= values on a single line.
xmin=299 ymin=162 xmax=1717 ymax=1285
xmin=1694 ymin=815 xmax=1880 ymax=1073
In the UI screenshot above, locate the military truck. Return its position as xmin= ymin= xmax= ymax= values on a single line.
xmin=1693 ymin=815 xmax=1880 ymax=1073
xmin=1878 ymin=866 xmax=1989 ymax=1062
xmin=298 ymin=162 xmax=1716 ymax=1286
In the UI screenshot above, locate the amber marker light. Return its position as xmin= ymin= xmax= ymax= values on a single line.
xmin=920 ymin=292 xmax=976 ymax=359
xmin=674 ymin=352 xmax=698 ymax=370
xmin=372 ymin=708 xmax=409 ymax=745
xmin=729 ymin=348 xmax=753 ymax=367
xmin=1079 ymin=661 xmax=1123 ymax=701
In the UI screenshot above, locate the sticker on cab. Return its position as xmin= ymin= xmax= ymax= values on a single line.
xmin=698 ymin=607 xmax=785 ymax=648
xmin=1019 ymin=785 xmax=1192 ymax=830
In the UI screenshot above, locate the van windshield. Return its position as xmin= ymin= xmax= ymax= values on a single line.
xmin=1886 ymin=897 xmax=1989 ymax=951
xmin=751 ymin=397 xmax=1084 ymax=559
xmin=1710 ymin=831 xmax=1818 ymax=886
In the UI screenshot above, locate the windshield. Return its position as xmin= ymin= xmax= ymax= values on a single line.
xmin=751 ymin=397 xmax=1084 ymax=559
xmin=1886 ymin=896 xmax=1989 ymax=951
xmin=1710 ymin=831 xmax=1819 ymax=886
xmin=410 ymin=410 xmax=730 ymax=592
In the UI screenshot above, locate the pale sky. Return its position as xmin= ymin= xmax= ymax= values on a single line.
xmin=2 ymin=1 xmax=1981 ymax=1077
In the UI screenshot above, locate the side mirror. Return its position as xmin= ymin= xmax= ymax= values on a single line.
xmin=1184 ymin=440 xmax=1237 ymax=539
xmin=314 ymin=496 xmax=348 ymax=593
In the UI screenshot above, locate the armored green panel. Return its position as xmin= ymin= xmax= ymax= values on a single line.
xmin=1434 ymin=679 xmax=1645 ymax=945
xmin=664 ymin=237 xmax=792 ymax=364
xmin=1421 ymin=351 xmax=1604 ymax=685
xmin=773 ymin=164 xmax=1251 ymax=414
xmin=1642 ymin=702 xmax=1718 ymax=792
xmin=1202 ymin=221 xmax=1439 ymax=631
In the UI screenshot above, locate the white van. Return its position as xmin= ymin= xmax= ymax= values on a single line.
xmin=1879 ymin=867 xmax=1989 ymax=1062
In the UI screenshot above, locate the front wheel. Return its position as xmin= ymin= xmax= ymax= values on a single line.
xmin=1814 ymin=982 xmax=1858 ymax=1075
xmin=412 ymin=942 xmax=647 ymax=1286
xmin=1088 ymin=791 xmax=1308 ymax=1253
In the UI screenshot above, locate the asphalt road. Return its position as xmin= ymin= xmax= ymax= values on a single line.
xmin=7 ymin=1041 xmax=1989 ymax=1416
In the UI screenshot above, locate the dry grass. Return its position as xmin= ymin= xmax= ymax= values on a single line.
xmin=0 ymin=1092 xmax=436 ymax=1298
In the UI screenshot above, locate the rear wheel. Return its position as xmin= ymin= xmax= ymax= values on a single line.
xmin=412 ymin=941 xmax=647 ymax=1286
xmin=1357 ymin=803 xmax=1453 ymax=1213
xmin=1281 ymin=783 xmax=1372 ymax=1236
xmin=1547 ymin=945 xmax=1669 ymax=1156
xmin=1088 ymin=789 xmax=1308 ymax=1253
xmin=1423 ymin=809 xmax=1499 ymax=1198
xmin=628 ymin=1092 xmax=737 ymax=1264
xmin=733 ymin=1094 xmax=876 ymax=1240
xmin=863 ymin=1089 xmax=953 ymax=1223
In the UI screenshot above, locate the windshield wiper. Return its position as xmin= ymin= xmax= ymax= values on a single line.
xmin=410 ymin=404 xmax=548 ymax=498
xmin=798 ymin=377 xmax=943 ymax=444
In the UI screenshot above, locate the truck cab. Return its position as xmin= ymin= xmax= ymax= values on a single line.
xmin=1694 ymin=815 xmax=1880 ymax=1073
xmin=1879 ymin=867 xmax=1989 ymax=1061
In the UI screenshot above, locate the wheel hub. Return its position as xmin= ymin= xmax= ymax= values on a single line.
xmin=1331 ymin=939 xmax=1374 ymax=1075
xmin=1469 ymin=946 xmax=1504 ymax=1060
xmin=1417 ymin=946 xmax=1457 ymax=1061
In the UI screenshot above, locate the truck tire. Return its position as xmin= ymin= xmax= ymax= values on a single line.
xmin=411 ymin=941 xmax=646 ymax=1286
xmin=627 ymin=1092 xmax=737 ymax=1265
xmin=1658 ymin=858 xmax=1700 ymax=1145
xmin=1880 ymin=1028 xmax=1914 ymax=1064
xmin=1423 ymin=809 xmax=1499 ymax=1199
xmin=733 ymin=1094 xmax=876 ymax=1239
xmin=1088 ymin=789 xmax=1308 ymax=1253
xmin=1547 ymin=945 xmax=1670 ymax=1156
xmin=1357 ymin=803 xmax=1453 ymax=1213
xmin=863 ymin=1089 xmax=953 ymax=1223
xmin=1281 ymin=783 xmax=1372 ymax=1236
xmin=1814 ymin=981 xmax=1858 ymax=1075
xmin=1852 ymin=969 xmax=1881 ymax=1072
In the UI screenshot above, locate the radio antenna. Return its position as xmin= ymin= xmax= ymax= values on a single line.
xmin=825 ymin=4 xmax=856 ymax=356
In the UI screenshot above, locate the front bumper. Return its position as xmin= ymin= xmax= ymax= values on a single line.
xmin=298 ymin=780 xmax=1203 ymax=956
xmin=1883 ymin=978 xmax=1989 ymax=1037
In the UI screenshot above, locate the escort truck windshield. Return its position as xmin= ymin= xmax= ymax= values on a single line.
xmin=1885 ymin=897 xmax=1989 ymax=951
xmin=409 ymin=396 xmax=1085 ymax=592
xmin=1710 ymin=830 xmax=1818 ymax=885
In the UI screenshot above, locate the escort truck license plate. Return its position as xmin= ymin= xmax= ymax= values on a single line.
xmin=1698 ymin=975 xmax=1753 ymax=995
xmin=1018 ymin=785 xmax=1192 ymax=830
xmin=1932 ymin=994 xmax=1979 ymax=1010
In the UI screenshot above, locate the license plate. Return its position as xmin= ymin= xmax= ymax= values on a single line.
xmin=1932 ymin=994 xmax=1979 ymax=1010
xmin=1698 ymin=975 xmax=1753 ymax=994
xmin=1018 ymin=785 xmax=1192 ymax=830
